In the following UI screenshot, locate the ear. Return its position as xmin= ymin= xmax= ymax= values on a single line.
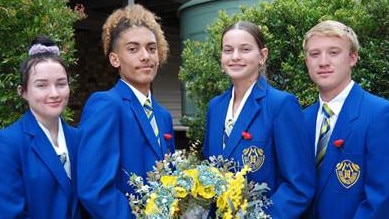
xmin=349 ymin=51 xmax=358 ymax=67
xmin=259 ymin=48 xmax=269 ymax=65
xmin=17 ymin=85 xmax=26 ymax=99
xmin=109 ymin=52 xmax=120 ymax=68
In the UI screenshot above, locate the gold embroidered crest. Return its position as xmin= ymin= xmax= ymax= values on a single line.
xmin=335 ymin=159 xmax=360 ymax=189
xmin=242 ymin=146 xmax=264 ymax=172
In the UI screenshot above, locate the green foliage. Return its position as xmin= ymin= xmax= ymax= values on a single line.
xmin=0 ymin=0 xmax=84 ymax=127
xmin=179 ymin=0 xmax=389 ymax=142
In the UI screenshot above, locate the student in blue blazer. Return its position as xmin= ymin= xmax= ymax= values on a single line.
xmin=0 ymin=36 xmax=82 ymax=218
xmin=303 ymin=20 xmax=389 ymax=218
xmin=203 ymin=21 xmax=315 ymax=219
xmin=77 ymin=4 xmax=175 ymax=218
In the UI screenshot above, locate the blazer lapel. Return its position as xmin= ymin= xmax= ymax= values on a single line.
xmin=62 ymin=122 xmax=80 ymax=217
xmin=317 ymin=84 xmax=362 ymax=196
xmin=223 ymin=78 xmax=266 ymax=158
xmin=153 ymin=100 xmax=169 ymax=156
xmin=23 ymin=111 xmax=72 ymax=198
xmin=205 ymin=88 xmax=232 ymax=156
xmin=304 ymin=102 xmax=320 ymax=148
xmin=117 ymin=81 xmax=163 ymax=159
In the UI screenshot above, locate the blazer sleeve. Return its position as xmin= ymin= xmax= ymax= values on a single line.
xmin=269 ymin=94 xmax=315 ymax=218
xmin=0 ymin=131 xmax=30 ymax=219
xmin=354 ymin=103 xmax=389 ymax=218
xmin=77 ymin=92 xmax=132 ymax=219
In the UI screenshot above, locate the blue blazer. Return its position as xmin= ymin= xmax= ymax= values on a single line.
xmin=204 ymin=77 xmax=315 ymax=219
xmin=77 ymin=79 xmax=175 ymax=219
xmin=304 ymin=83 xmax=389 ymax=219
xmin=0 ymin=110 xmax=81 ymax=219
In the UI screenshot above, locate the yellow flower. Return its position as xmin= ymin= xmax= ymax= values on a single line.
xmin=241 ymin=199 xmax=248 ymax=213
xmin=198 ymin=184 xmax=216 ymax=199
xmin=222 ymin=212 xmax=233 ymax=219
xmin=216 ymin=165 xmax=251 ymax=216
xmin=217 ymin=193 xmax=227 ymax=209
xmin=160 ymin=175 xmax=177 ymax=186
xmin=183 ymin=169 xmax=199 ymax=196
xmin=170 ymin=200 xmax=179 ymax=217
xmin=183 ymin=168 xmax=199 ymax=179
xmin=209 ymin=166 xmax=222 ymax=175
xmin=175 ymin=186 xmax=188 ymax=198
xmin=145 ymin=193 xmax=158 ymax=215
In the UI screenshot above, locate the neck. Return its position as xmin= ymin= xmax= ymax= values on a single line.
xmin=32 ymin=111 xmax=59 ymax=146
xmin=320 ymin=79 xmax=352 ymax=102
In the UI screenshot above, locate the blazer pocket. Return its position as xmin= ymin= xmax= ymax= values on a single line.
xmin=330 ymin=152 xmax=364 ymax=194
xmin=238 ymin=140 xmax=271 ymax=178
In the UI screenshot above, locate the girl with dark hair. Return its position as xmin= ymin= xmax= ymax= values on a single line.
xmin=0 ymin=35 xmax=83 ymax=219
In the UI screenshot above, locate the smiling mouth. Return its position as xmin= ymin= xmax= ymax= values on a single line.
xmin=138 ymin=65 xmax=154 ymax=69
xmin=229 ymin=65 xmax=245 ymax=69
xmin=318 ymin=71 xmax=332 ymax=75
xmin=47 ymin=102 xmax=62 ymax=106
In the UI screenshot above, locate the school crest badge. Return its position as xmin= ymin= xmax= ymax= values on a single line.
xmin=242 ymin=146 xmax=264 ymax=172
xmin=335 ymin=159 xmax=360 ymax=189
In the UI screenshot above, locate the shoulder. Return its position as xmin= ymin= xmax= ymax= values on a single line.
xmin=153 ymin=99 xmax=173 ymax=118
xmin=0 ymin=118 xmax=26 ymax=155
xmin=261 ymin=85 xmax=301 ymax=111
xmin=363 ymin=90 xmax=389 ymax=108
xmin=208 ymin=88 xmax=231 ymax=107
xmin=62 ymin=120 xmax=78 ymax=136
xmin=349 ymin=84 xmax=389 ymax=113
xmin=266 ymin=84 xmax=297 ymax=100
xmin=82 ymin=88 xmax=123 ymax=117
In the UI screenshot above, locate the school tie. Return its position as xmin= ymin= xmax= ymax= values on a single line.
xmin=144 ymin=98 xmax=160 ymax=145
xmin=58 ymin=152 xmax=71 ymax=179
xmin=223 ymin=119 xmax=234 ymax=149
xmin=316 ymin=103 xmax=334 ymax=168
xmin=58 ymin=153 xmax=67 ymax=165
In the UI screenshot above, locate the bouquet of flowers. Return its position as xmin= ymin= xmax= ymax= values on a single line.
xmin=127 ymin=145 xmax=271 ymax=219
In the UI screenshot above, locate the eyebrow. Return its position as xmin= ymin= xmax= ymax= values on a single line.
xmin=125 ymin=41 xmax=157 ymax=46
xmin=33 ymin=77 xmax=68 ymax=83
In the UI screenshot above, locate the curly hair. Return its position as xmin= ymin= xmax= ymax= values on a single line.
xmin=102 ymin=4 xmax=169 ymax=65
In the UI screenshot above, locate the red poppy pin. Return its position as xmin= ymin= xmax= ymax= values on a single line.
xmin=333 ymin=139 xmax=344 ymax=148
xmin=241 ymin=131 xmax=252 ymax=140
xmin=164 ymin=133 xmax=173 ymax=140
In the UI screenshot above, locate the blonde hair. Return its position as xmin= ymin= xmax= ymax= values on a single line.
xmin=302 ymin=20 xmax=359 ymax=54
xmin=102 ymin=4 xmax=169 ymax=64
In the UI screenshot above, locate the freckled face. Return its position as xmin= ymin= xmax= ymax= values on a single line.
xmin=305 ymin=34 xmax=358 ymax=97
xmin=22 ymin=60 xmax=69 ymax=123
xmin=109 ymin=26 xmax=159 ymax=95
xmin=221 ymin=29 xmax=266 ymax=82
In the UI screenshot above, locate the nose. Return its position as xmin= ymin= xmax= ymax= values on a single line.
xmin=139 ymin=47 xmax=150 ymax=62
xmin=49 ymin=85 xmax=60 ymax=97
xmin=318 ymin=53 xmax=330 ymax=66
xmin=232 ymin=49 xmax=241 ymax=60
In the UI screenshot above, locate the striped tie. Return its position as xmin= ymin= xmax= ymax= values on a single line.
xmin=223 ymin=119 xmax=234 ymax=149
xmin=58 ymin=152 xmax=71 ymax=179
xmin=316 ymin=103 xmax=334 ymax=168
xmin=144 ymin=98 xmax=160 ymax=145
xmin=58 ymin=153 xmax=67 ymax=165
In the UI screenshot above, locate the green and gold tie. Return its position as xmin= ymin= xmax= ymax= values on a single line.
xmin=223 ymin=119 xmax=234 ymax=149
xmin=144 ymin=99 xmax=160 ymax=145
xmin=316 ymin=103 xmax=334 ymax=168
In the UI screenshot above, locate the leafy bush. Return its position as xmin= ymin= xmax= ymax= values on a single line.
xmin=0 ymin=0 xmax=85 ymax=127
xmin=179 ymin=0 xmax=389 ymax=143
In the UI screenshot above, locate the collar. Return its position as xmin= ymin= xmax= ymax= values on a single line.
xmin=226 ymin=80 xmax=257 ymax=125
xmin=319 ymin=80 xmax=354 ymax=116
xmin=120 ymin=79 xmax=152 ymax=106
